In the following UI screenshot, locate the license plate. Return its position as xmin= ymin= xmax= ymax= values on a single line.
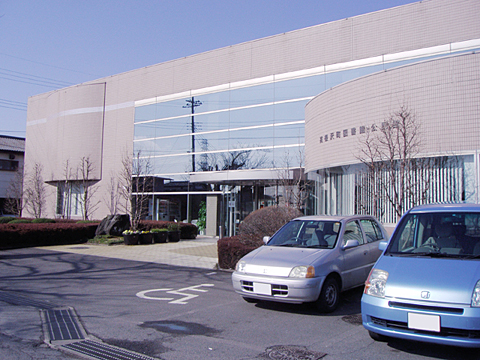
xmin=408 ymin=313 xmax=440 ymax=332
xmin=253 ymin=282 xmax=271 ymax=295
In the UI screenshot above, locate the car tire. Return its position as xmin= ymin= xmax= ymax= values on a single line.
xmin=315 ymin=277 xmax=340 ymax=313
xmin=242 ymin=297 xmax=259 ymax=303
xmin=368 ymin=330 xmax=388 ymax=342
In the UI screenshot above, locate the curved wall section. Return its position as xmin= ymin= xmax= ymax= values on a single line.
xmin=305 ymin=52 xmax=480 ymax=173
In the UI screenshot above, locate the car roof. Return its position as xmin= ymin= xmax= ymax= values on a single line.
xmin=408 ymin=203 xmax=480 ymax=213
xmin=292 ymin=214 xmax=378 ymax=222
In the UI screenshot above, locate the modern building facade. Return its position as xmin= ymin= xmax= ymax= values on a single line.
xmin=25 ymin=0 xmax=480 ymax=232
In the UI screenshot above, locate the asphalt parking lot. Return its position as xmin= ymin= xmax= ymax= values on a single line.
xmin=0 ymin=241 xmax=478 ymax=360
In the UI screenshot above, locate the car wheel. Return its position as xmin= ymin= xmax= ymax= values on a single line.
xmin=315 ymin=277 xmax=340 ymax=313
xmin=242 ymin=297 xmax=258 ymax=303
xmin=368 ymin=330 xmax=388 ymax=342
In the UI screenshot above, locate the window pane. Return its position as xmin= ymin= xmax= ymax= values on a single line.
xmin=274 ymin=100 xmax=308 ymax=123
xmin=229 ymin=83 xmax=274 ymax=108
xmin=195 ymin=92 xmax=230 ymax=112
xmin=344 ymin=221 xmax=364 ymax=244
xmin=154 ymin=98 xmax=193 ymax=120
xmin=229 ymin=105 xmax=274 ymax=128
xmin=274 ymin=75 xmax=325 ymax=101
xmin=135 ymin=103 xmax=157 ymax=123
xmin=360 ymin=219 xmax=383 ymax=243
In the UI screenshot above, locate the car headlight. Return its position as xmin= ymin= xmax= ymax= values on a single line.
xmin=471 ymin=280 xmax=480 ymax=307
xmin=364 ymin=268 xmax=389 ymax=298
xmin=289 ymin=265 xmax=315 ymax=278
xmin=236 ymin=261 xmax=246 ymax=273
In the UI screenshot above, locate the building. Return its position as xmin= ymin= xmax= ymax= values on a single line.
xmin=0 ymin=135 xmax=25 ymax=216
xmin=25 ymin=0 xmax=480 ymax=232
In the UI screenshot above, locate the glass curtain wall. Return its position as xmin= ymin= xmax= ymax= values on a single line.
xmin=134 ymin=44 xmax=480 ymax=230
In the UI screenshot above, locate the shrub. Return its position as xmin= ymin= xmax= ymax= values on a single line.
xmin=197 ymin=201 xmax=206 ymax=231
xmin=0 ymin=217 xmax=16 ymax=224
xmin=180 ymin=223 xmax=197 ymax=239
xmin=239 ymin=206 xmax=303 ymax=243
xmin=217 ymin=235 xmax=260 ymax=270
xmin=139 ymin=220 xmax=198 ymax=239
xmin=9 ymin=219 xmax=32 ymax=224
xmin=32 ymin=218 xmax=56 ymax=223
xmin=167 ymin=222 xmax=180 ymax=232
xmin=0 ymin=222 xmax=98 ymax=249
xmin=217 ymin=206 xmax=303 ymax=270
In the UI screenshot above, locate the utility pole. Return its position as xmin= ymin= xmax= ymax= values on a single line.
xmin=183 ymin=97 xmax=202 ymax=172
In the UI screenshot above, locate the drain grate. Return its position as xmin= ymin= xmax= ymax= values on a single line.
xmin=263 ymin=345 xmax=326 ymax=360
xmin=41 ymin=308 xmax=86 ymax=341
xmin=0 ymin=290 xmax=58 ymax=309
xmin=62 ymin=340 xmax=159 ymax=360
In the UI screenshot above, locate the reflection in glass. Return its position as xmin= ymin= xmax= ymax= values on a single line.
xmin=135 ymin=103 xmax=157 ymax=123
xmin=274 ymin=100 xmax=309 ymax=123
xmin=229 ymin=105 xmax=275 ymax=128
xmin=274 ymin=75 xmax=325 ymax=101
xmin=229 ymin=83 xmax=274 ymax=107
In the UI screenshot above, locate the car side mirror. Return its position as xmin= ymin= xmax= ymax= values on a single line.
xmin=342 ymin=239 xmax=359 ymax=250
xmin=263 ymin=236 xmax=270 ymax=244
xmin=378 ymin=241 xmax=388 ymax=251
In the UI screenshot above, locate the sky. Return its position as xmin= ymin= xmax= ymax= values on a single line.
xmin=0 ymin=0 xmax=418 ymax=138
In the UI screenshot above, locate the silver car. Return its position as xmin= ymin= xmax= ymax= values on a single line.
xmin=232 ymin=215 xmax=387 ymax=312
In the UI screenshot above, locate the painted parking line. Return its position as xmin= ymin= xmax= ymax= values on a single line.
xmin=136 ymin=284 xmax=214 ymax=304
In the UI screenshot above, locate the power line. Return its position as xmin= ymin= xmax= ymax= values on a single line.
xmin=0 ymin=71 xmax=73 ymax=88
xmin=0 ymin=68 xmax=73 ymax=87
xmin=0 ymin=98 xmax=28 ymax=111
xmin=0 ymin=51 xmax=100 ymax=77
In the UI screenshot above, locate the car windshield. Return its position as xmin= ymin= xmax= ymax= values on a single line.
xmin=386 ymin=211 xmax=480 ymax=258
xmin=267 ymin=220 xmax=341 ymax=249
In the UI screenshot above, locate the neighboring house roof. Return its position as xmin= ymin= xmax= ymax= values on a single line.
xmin=0 ymin=135 xmax=25 ymax=153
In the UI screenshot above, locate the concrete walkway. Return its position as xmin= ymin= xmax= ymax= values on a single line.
xmin=37 ymin=235 xmax=220 ymax=270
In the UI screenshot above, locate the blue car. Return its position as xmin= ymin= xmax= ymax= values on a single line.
xmin=362 ymin=203 xmax=480 ymax=348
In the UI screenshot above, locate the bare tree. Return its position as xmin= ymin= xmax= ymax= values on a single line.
xmin=58 ymin=159 xmax=74 ymax=219
xmin=4 ymin=165 xmax=24 ymax=216
xmin=277 ymin=148 xmax=311 ymax=212
xmin=119 ymin=150 xmax=152 ymax=231
xmin=104 ymin=170 xmax=122 ymax=215
xmin=355 ymin=105 xmax=447 ymax=222
xmin=24 ymin=162 xmax=47 ymax=218
xmin=77 ymin=156 xmax=100 ymax=220
xmin=198 ymin=144 xmax=268 ymax=172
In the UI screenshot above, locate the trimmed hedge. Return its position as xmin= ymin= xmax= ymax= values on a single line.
xmin=0 ymin=217 xmax=16 ymax=224
xmin=0 ymin=222 xmax=99 ymax=249
xmin=218 ymin=206 xmax=303 ymax=269
xmin=32 ymin=218 xmax=56 ymax=223
xmin=139 ymin=220 xmax=198 ymax=239
xmin=217 ymin=235 xmax=260 ymax=270
xmin=9 ymin=219 xmax=32 ymax=224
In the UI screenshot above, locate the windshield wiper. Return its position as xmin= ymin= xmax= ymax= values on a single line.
xmin=305 ymin=245 xmax=330 ymax=249
xmin=460 ymin=254 xmax=480 ymax=260
xmin=411 ymin=252 xmax=460 ymax=258
xmin=386 ymin=252 xmax=417 ymax=257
